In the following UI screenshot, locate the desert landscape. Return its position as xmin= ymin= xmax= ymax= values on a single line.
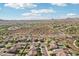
xmin=0 ymin=19 xmax=79 ymax=56
xmin=0 ymin=3 xmax=79 ymax=56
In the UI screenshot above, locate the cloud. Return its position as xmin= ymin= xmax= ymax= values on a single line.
xmin=22 ymin=9 xmax=55 ymax=16
xmin=67 ymin=13 xmax=76 ymax=16
xmin=4 ymin=3 xmax=37 ymax=9
xmin=66 ymin=13 xmax=78 ymax=18
xmin=60 ymin=13 xmax=78 ymax=19
xmin=31 ymin=9 xmax=55 ymax=14
xmin=71 ymin=3 xmax=79 ymax=5
xmin=22 ymin=12 xmax=41 ymax=16
xmin=21 ymin=9 xmax=55 ymax=20
xmin=54 ymin=13 xmax=79 ymax=19
xmin=51 ymin=3 xmax=67 ymax=7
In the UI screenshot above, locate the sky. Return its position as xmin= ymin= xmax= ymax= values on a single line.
xmin=0 ymin=3 xmax=79 ymax=20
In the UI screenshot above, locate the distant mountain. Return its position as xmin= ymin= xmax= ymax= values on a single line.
xmin=53 ymin=18 xmax=79 ymax=21
xmin=0 ymin=18 xmax=79 ymax=25
xmin=0 ymin=19 xmax=3 ymax=21
xmin=65 ymin=18 xmax=79 ymax=20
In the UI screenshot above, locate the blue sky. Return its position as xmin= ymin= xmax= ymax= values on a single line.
xmin=0 ymin=3 xmax=79 ymax=20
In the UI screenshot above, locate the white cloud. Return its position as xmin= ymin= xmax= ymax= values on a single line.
xmin=71 ymin=3 xmax=79 ymax=5
xmin=66 ymin=13 xmax=77 ymax=16
xmin=31 ymin=9 xmax=55 ymax=14
xmin=4 ymin=3 xmax=37 ymax=9
xmin=66 ymin=13 xmax=78 ymax=18
xmin=21 ymin=9 xmax=55 ymax=20
xmin=54 ymin=13 xmax=79 ymax=19
xmin=60 ymin=13 xmax=78 ymax=19
xmin=22 ymin=9 xmax=55 ymax=16
xmin=22 ymin=12 xmax=41 ymax=16
xmin=51 ymin=3 xmax=67 ymax=7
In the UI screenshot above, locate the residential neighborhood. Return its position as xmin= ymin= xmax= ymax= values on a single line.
xmin=0 ymin=3 xmax=79 ymax=56
xmin=0 ymin=20 xmax=79 ymax=56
